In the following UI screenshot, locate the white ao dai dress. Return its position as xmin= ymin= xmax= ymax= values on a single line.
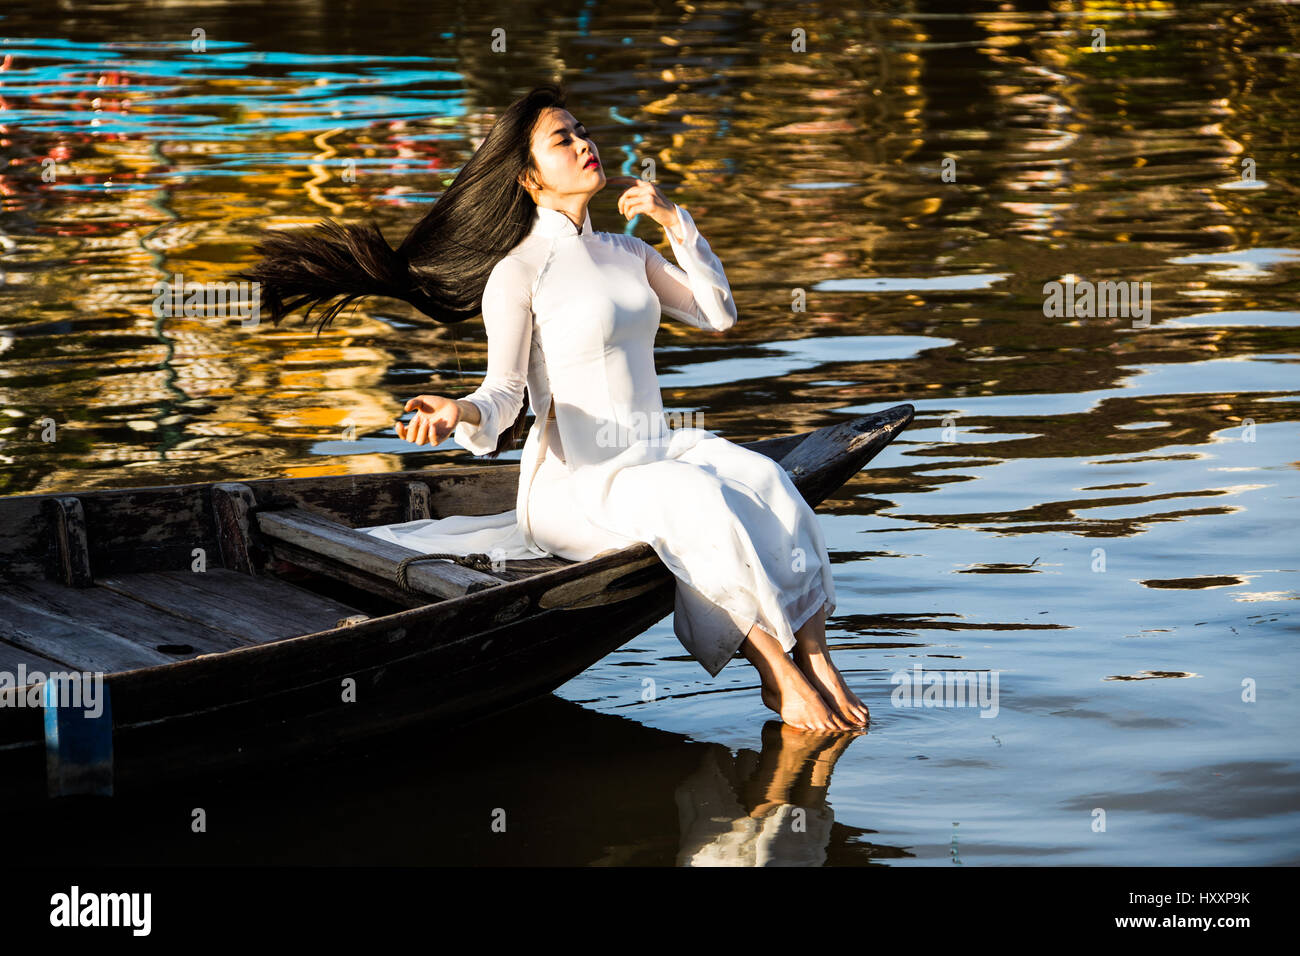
xmin=362 ymin=201 xmax=836 ymax=676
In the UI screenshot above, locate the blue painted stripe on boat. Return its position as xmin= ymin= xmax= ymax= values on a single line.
xmin=44 ymin=677 xmax=113 ymax=798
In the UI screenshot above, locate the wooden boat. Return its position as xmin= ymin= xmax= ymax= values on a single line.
xmin=0 ymin=403 xmax=913 ymax=799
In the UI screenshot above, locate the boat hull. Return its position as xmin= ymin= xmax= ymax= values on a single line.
xmin=0 ymin=404 xmax=914 ymax=797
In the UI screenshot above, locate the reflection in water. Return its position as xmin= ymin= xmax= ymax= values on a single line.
xmin=16 ymin=695 xmax=907 ymax=867
xmin=676 ymin=724 xmax=861 ymax=866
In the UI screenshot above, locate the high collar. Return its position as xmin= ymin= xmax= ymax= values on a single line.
xmin=529 ymin=204 xmax=593 ymax=239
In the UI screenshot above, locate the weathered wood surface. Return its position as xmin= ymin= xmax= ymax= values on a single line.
xmin=0 ymin=537 xmax=673 ymax=752
xmin=404 ymin=481 xmax=431 ymax=522
xmin=97 ymin=569 xmax=364 ymax=645
xmin=0 ymin=589 xmax=178 ymax=673
xmin=0 ymin=408 xmax=906 ymax=589
xmin=0 ymin=470 xmax=512 ymax=579
xmin=43 ymin=496 xmax=92 ymax=588
xmin=0 ymin=566 xmax=363 ymax=676
xmin=744 ymin=432 xmax=806 ymax=464
xmin=535 ymin=551 xmax=665 ymax=610
xmin=0 ymin=639 xmax=71 ymax=676
xmin=265 ymin=544 xmax=431 ymax=610
xmin=213 ymin=482 xmax=259 ymax=575
xmin=490 ymin=555 xmax=577 ymax=583
xmin=779 ymin=404 xmax=914 ymax=502
xmin=0 ymin=428 xmax=807 ymax=579
xmin=7 ymin=578 xmax=249 ymax=658
xmin=1 ymin=571 xmax=682 ymax=798
xmin=0 ymin=406 xmax=918 ymax=793
xmin=256 ymin=508 xmax=503 ymax=600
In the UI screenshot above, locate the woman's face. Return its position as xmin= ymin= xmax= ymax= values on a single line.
xmin=521 ymin=107 xmax=604 ymax=200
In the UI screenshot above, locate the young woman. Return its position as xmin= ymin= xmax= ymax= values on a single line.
xmin=238 ymin=84 xmax=868 ymax=732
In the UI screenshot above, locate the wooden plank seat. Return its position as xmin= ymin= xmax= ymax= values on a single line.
xmin=489 ymin=554 xmax=578 ymax=583
xmin=255 ymin=507 xmax=506 ymax=602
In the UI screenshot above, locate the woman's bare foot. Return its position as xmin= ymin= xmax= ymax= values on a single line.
xmin=741 ymin=616 xmax=856 ymax=732
xmin=793 ymin=646 xmax=869 ymax=727
xmin=758 ymin=666 xmax=855 ymax=732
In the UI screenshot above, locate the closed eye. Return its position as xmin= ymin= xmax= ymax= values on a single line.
xmin=554 ymin=125 xmax=590 ymax=146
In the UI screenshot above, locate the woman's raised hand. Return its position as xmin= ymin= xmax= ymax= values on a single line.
xmin=396 ymin=394 xmax=461 ymax=446
xmin=607 ymin=176 xmax=681 ymax=237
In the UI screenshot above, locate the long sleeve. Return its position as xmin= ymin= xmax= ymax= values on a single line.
xmin=641 ymin=204 xmax=738 ymax=332
xmin=453 ymin=254 xmax=533 ymax=455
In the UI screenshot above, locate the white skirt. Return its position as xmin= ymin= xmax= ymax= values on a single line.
xmin=529 ymin=436 xmax=836 ymax=676
xmin=363 ymin=438 xmax=836 ymax=677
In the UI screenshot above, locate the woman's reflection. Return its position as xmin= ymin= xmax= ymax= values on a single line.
xmin=675 ymin=720 xmax=865 ymax=866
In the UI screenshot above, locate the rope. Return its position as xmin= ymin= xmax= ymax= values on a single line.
xmin=395 ymin=552 xmax=499 ymax=592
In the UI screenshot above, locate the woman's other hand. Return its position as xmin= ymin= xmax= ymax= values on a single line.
xmin=396 ymin=394 xmax=461 ymax=446
xmin=608 ymin=176 xmax=682 ymax=239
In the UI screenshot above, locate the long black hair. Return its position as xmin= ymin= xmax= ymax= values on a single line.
xmin=234 ymin=83 xmax=568 ymax=458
